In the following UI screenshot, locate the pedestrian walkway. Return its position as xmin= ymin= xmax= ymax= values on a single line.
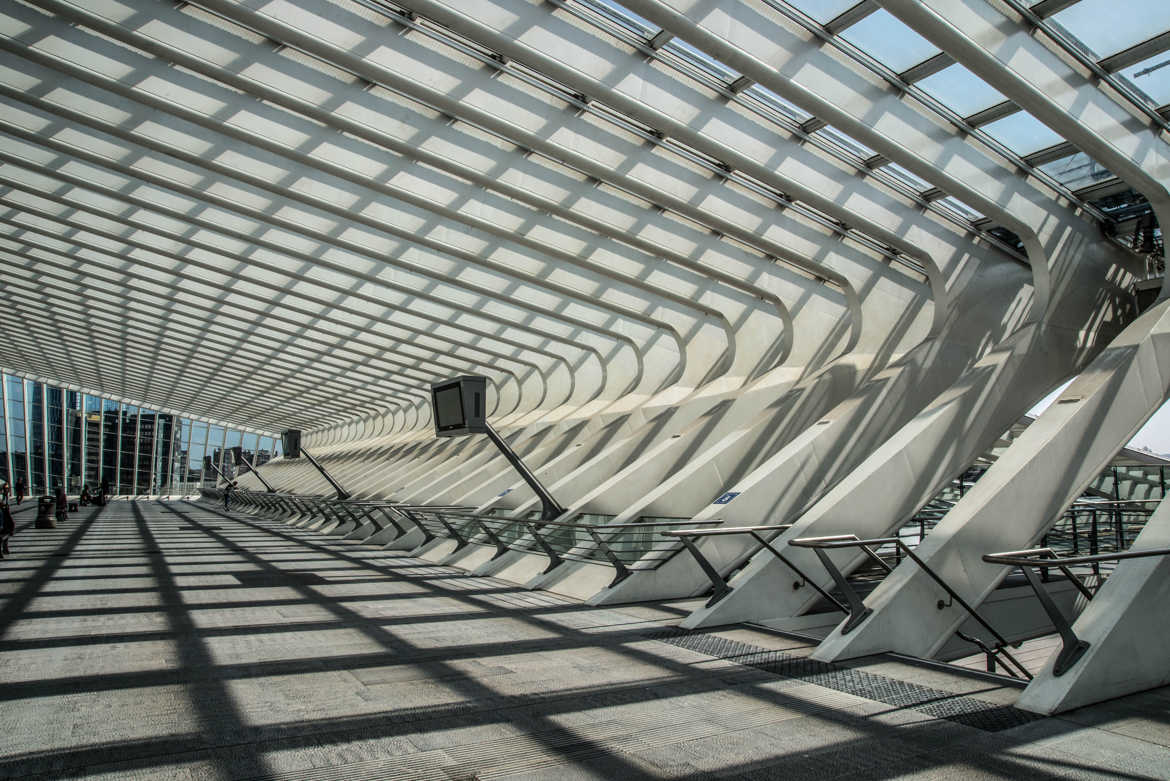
xmin=1 ymin=500 xmax=1167 ymax=780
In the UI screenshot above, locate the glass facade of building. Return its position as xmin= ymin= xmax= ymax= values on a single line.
xmin=0 ymin=370 xmax=280 ymax=497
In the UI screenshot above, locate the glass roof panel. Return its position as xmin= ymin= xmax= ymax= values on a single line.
xmin=784 ymin=0 xmax=863 ymax=24
xmin=663 ymin=37 xmax=740 ymax=81
xmin=588 ymin=0 xmax=658 ymax=36
xmin=745 ymin=84 xmax=813 ymax=122
xmin=981 ymin=111 xmax=1065 ymax=155
xmin=937 ymin=196 xmax=985 ymax=221
xmin=838 ymin=8 xmax=941 ymax=73
xmin=815 ymin=125 xmax=876 ymax=158
xmin=1050 ymin=0 xmax=1170 ymax=58
xmin=1090 ymin=187 xmax=1153 ymax=222
xmin=1037 ymin=151 xmax=1117 ymax=191
xmin=1116 ymin=51 xmax=1170 ymax=106
xmin=916 ymin=64 xmax=1007 ymax=117
xmin=884 ymin=162 xmax=931 ymax=191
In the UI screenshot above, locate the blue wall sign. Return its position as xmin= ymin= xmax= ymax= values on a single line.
xmin=713 ymin=491 xmax=740 ymax=505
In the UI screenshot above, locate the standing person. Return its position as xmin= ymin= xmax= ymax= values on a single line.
xmin=1 ymin=491 xmax=14 ymax=558
xmin=100 ymin=477 xmax=110 ymax=503
xmin=54 ymin=482 xmax=68 ymax=525
xmin=224 ymin=481 xmax=237 ymax=511
xmin=79 ymin=484 xmax=91 ymax=506
xmin=14 ymin=477 xmax=25 ymax=505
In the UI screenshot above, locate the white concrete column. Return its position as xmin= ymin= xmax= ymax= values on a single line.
xmin=1015 ymin=498 xmax=1170 ymax=714
xmin=814 ymin=298 xmax=1170 ymax=662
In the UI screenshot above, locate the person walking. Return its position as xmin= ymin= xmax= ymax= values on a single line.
xmin=79 ymin=484 xmax=91 ymax=506
xmin=224 ymin=481 xmax=237 ymax=511
xmin=14 ymin=477 xmax=26 ymax=505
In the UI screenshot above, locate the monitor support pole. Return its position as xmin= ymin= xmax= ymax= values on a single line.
xmin=239 ymin=452 xmax=277 ymax=493
xmin=205 ymin=459 xmax=231 ymax=487
xmin=301 ymin=447 xmax=350 ymax=500
xmin=484 ymin=422 xmax=566 ymax=521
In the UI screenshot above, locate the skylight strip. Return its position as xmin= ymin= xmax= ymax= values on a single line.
xmin=564 ymin=0 xmax=1024 ymax=261
xmin=1098 ymin=30 xmax=1170 ymax=74
xmin=1002 ymin=0 xmax=1170 ymax=132
xmin=0 ymin=176 xmax=542 ymax=379
xmin=41 ymin=0 xmax=851 ymax=308
xmin=554 ymin=0 xmax=960 ymax=271
xmin=324 ymin=1 xmax=870 ymax=285
xmin=762 ymin=0 xmax=1109 ymax=225
xmin=0 ymin=215 xmax=448 ymax=394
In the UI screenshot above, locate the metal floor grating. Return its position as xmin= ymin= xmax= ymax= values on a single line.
xmin=646 ymin=628 xmax=1042 ymax=732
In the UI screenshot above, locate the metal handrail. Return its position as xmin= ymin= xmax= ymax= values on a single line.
xmin=389 ymin=506 xmax=435 ymax=544
xmin=398 ymin=510 xmax=725 ymax=584
xmin=982 ymin=545 xmax=1170 ymax=676
xmin=660 ymin=524 xmax=850 ymax=611
xmin=792 ymin=535 xmax=1031 ymax=680
xmin=983 ymin=546 xmax=1170 ymax=568
xmin=665 ymin=523 xmax=793 ymax=537
xmin=427 ymin=514 xmax=723 ymax=531
xmin=1040 ymin=500 xmax=1159 ymax=572
xmin=1064 ymin=499 xmax=1163 ymax=507
xmin=206 ymin=489 xmax=730 ymax=585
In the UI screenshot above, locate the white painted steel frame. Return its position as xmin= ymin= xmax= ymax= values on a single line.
xmin=2 ymin=1 xmax=1168 ymax=706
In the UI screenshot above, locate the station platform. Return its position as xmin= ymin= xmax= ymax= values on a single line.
xmin=1 ymin=500 xmax=1167 ymax=780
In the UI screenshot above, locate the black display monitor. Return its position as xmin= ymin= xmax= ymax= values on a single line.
xmin=202 ymin=455 xmax=213 ymax=473
xmin=230 ymin=446 xmax=245 ymax=468
xmin=430 ymin=376 xmax=489 ymax=437
xmin=281 ymin=429 xmax=302 ymax=459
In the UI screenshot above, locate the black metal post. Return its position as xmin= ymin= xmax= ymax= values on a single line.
xmin=204 ymin=458 xmax=231 ymax=486
xmin=483 ymin=421 xmax=566 ymax=521
xmin=237 ymin=450 xmax=277 ymax=493
xmin=300 ymin=447 xmax=350 ymax=500
xmin=1112 ymin=467 xmax=1122 ymax=549
xmin=1090 ymin=509 xmax=1100 ymax=578
xmin=1020 ymin=565 xmax=1089 ymax=676
xmin=810 ymin=547 xmax=872 ymax=635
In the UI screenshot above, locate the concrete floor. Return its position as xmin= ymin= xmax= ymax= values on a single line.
xmin=1 ymin=500 xmax=1167 ymax=780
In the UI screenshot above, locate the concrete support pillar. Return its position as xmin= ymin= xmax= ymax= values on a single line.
xmin=681 ymin=317 xmax=1082 ymax=628
xmin=1015 ymin=503 xmax=1170 ymax=714
xmin=813 ymin=298 xmax=1170 ymax=662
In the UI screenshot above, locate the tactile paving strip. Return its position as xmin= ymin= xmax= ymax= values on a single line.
xmin=647 ymin=628 xmax=1042 ymax=732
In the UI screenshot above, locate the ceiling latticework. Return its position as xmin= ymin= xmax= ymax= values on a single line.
xmin=0 ymin=0 xmax=1164 ymax=433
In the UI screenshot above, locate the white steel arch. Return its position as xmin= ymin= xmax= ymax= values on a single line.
xmin=2 ymin=1 xmax=1169 ymax=709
